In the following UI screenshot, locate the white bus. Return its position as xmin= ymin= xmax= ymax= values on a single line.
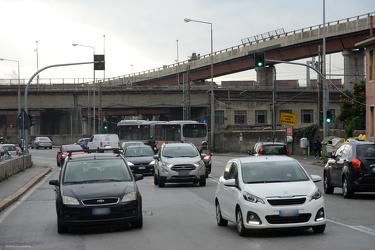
xmin=115 ymin=120 xmax=208 ymax=148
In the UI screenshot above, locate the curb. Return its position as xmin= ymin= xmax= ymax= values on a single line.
xmin=0 ymin=166 xmax=52 ymax=213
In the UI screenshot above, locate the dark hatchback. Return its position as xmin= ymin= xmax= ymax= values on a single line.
xmin=123 ymin=145 xmax=155 ymax=175
xmin=248 ymin=142 xmax=290 ymax=156
xmin=49 ymin=150 xmax=144 ymax=233
xmin=324 ymin=141 xmax=375 ymax=198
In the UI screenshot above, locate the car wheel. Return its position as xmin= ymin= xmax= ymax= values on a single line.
xmin=323 ymin=172 xmax=334 ymax=194
xmin=131 ymin=216 xmax=143 ymax=229
xmin=158 ymin=174 xmax=165 ymax=188
xmin=56 ymin=159 xmax=60 ymax=167
xmin=216 ymin=201 xmax=228 ymax=227
xmin=50 ymin=147 xmax=52 ymax=149
xmin=199 ymin=177 xmax=206 ymax=186
xmin=236 ymin=208 xmax=249 ymax=237
xmin=154 ymin=173 xmax=159 ymax=185
xmin=342 ymin=176 xmax=354 ymax=199
xmin=312 ymin=224 xmax=326 ymax=233
xmin=57 ymin=222 xmax=68 ymax=234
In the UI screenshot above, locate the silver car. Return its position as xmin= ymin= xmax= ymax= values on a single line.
xmin=153 ymin=142 xmax=206 ymax=187
xmin=31 ymin=137 xmax=53 ymax=149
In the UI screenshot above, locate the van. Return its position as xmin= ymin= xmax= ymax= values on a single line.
xmin=87 ymin=134 xmax=120 ymax=150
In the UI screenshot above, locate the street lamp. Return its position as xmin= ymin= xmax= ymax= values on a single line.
xmin=184 ymin=18 xmax=215 ymax=150
xmin=0 ymin=58 xmax=21 ymax=142
xmin=72 ymin=43 xmax=96 ymax=134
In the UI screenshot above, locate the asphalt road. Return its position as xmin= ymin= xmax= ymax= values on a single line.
xmin=0 ymin=149 xmax=374 ymax=250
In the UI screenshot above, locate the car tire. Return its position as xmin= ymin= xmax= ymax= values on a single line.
xmin=50 ymin=147 xmax=52 ymax=149
xmin=57 ymin=159 xmax=60 ymax=167
xmin=342 ymin=176 xmax=354 ymax=199
xmin=158 ymin=175 xmax=165 ymax=188
xmin=131 ymin=216 xmax=143 ymax=229
xmin=199 ymin=177 xmax=206 ymax=186
xmin=236 ymin=208 xmax=249 ymax=237
xmin=323 ymin=172 xmax=334 ymax=194
xmin=312 ymin=224 xmax=326 ymax=233
xmin=215 ymin=201 xmax=228 ymax=227
xmin=154 ymin=173 xmax=159 ymax=185
xmin=57 ymin=222 xmax=68 ymax=234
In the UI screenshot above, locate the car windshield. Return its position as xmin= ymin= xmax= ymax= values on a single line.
xmin=39 ymin=138 xmax=50 ymax=142
xmin=125 ymin=147 xmax=154 ymax=157
xmin=262 ymin=145 xmax=287 ymax=155
xmin=163 ymin=146 xmax=198 ymax=158
xmin=63 ymin=159 xmax=132 ymax=184
xmin=241 ymin=161 xmax=309 ymax=183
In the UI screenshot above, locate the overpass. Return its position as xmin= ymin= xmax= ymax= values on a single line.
xmin=107 ymin=12 xmax=374 ymax=86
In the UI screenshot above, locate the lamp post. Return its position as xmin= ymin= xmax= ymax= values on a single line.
xmin=72 ymin=43 xmax=96 ymax=134
xmin=35 ymin=41 xmax=39 ymax=87
xmin=184 ymin=18 xmax=215 ymax=150
xmin=0 ymin=58 xmax=21 ymax=142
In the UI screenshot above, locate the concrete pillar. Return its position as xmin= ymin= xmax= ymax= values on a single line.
xmin=342 ymin=49 xmax=365 ymax=91
xmin=255 ymin=66 xmax=274 ymax=88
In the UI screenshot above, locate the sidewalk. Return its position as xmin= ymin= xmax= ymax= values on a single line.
xmin=0 ymin=164 xmax=52 ymax=213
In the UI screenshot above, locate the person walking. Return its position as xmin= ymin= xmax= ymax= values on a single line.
xmin=313 ymin=136 xmax=322 ymax=160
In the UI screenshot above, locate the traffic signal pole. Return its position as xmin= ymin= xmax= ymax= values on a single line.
xmin=23 ymin=61 xmax=102 ymax=155
xmin=266 ymin=59 xmax=330 ymax=138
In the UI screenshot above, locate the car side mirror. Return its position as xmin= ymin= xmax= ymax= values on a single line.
xmin=49 ymin=180 xmax=59 ymax=186
xmin=134 ymin=174 xmax=144 ymax=181
xmin=325 ymin=152 xmax=333 ymax=159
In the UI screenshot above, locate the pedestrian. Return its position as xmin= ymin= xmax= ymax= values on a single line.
xmin=313 ymin=136 xmax=322 ymax=160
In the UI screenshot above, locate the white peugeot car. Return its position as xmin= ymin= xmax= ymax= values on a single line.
xmin=215 ymin=156 xmax=326 ymax=236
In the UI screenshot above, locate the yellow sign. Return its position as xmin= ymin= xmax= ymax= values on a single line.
xmin=280 ymin=112 xmax=297 ymax=127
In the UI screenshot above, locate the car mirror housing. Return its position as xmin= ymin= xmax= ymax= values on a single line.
xmin=223 ymin=178 xmax=236 ymax=187
xmin=310 ymin=175 xmax=322 ymax=183
xmin=49 ymin=179 xmax=59 ymax=186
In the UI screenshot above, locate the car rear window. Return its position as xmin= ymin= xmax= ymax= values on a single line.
xmin=262 ymin=145 xmax=288 ymax=155
xmin=356 ymin=145 xmax=375 ymax=157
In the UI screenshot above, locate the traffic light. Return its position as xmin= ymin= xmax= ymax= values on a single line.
xmin=102 ymin=121 xmax=108 ymax=131
xmin=94 ymin=55 xmax=105 ymax=70
xmin=29 ymin=115 xmax=37 ymax=127
xmin=254 ymin=52 xmax=265 ymax=67
xmin=326 ymin=111 xmax=332 ymax=123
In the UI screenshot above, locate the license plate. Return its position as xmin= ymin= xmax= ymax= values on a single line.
xmin=138 ymin=166 xmax=146 ymax=170
xmin=92 ymin=208 xmax=110 ymax=215
xmin=178 ymin=171 xmax=190 ymax=176
xmin=279 ymin=209 xmax=299 ymax=217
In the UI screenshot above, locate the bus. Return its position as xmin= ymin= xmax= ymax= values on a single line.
xmin=115 ymin=120 xmax=208 ymax=148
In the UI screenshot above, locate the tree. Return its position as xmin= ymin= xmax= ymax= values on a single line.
xmin=338 ymin=81 xmax=366 ymax=137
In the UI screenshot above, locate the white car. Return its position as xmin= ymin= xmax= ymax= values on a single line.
xmin=215 ymin=156 xmax=326 ymax=236
xmin=87 ymin=134 xmax=120 ymax=150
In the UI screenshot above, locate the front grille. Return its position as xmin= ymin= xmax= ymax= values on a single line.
xmin=171 ymin=164 xmax=196 ymax=171
xmin=266 ymin=213 xmax=311 ymax=224
xmin=267 ymin=197 xmax=306 ymax=206
xmin=82 ymin=197 xmax=119 ymax=206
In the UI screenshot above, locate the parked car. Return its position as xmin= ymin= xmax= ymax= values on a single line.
xmin=87 ymin=134 xmax=120 ymax=150
xmin=56 ymin=144 xmax=85 ymax=167
xmin=0 ymin=144 xmax=19 ymax=157
xmin=49 ymin=149 xmax=144 ymax=234
xmin=248 ymin=142 xmax=290 ymax=156
xmin=124 ymin=145 xmax=155 ymax=175
xmin=0 ymin=146 xmax=11 ymax=161
xmin=74 ymin=138 xmax=90 ymax=150
xmin=215 ymin=156 xmax=326 ymax=236
xmin=153 ymin=142 xmax=206 ymax=187
xmin=31 ymin=137 xmax=53 ymax=149
xmin=324 ymin=141 xmax=375 ymax=198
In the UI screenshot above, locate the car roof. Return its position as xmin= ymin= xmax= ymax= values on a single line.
xmin=256 ymin=142 xmax=286 ymax=145
xmin=1 ymin=144 xmax=16 ymax=146
xmin=66 ymin=152 xmax=123 ymax=161
xmin=237 ymin=155 xmax=295 ymax=164
xmin=163 ymin=143 xmax=195 ymax=148
xmin=126 ymin=145 xmax=151 ymax=149
xmin=345 ymin=141 xmax=375 ymax=146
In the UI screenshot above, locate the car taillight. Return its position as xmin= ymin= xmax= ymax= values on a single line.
xmin=118 ymin=142 xmax=120 ymax=147
xmin=259 ymin=145 xmax=264 ymax=155
xmin=352 ymin=157 xmax=362 ymax=172
xmin=286 ymin=147 xmax=290 ymax=156
xmin=100 ymin=141 xmax=103 ymax=147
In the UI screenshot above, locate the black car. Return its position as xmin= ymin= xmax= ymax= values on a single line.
xmin=75 ymin=137 xmax=90 ymax=150
xmin=49 ymin=149 xmax=144 ymax=233
xmin=248 ymin=142 xmax=290 ymax=156
xmin=324 ymin=141 xmax=375 ymax=198
xmin=123 ymin=145 xmax=155 ymax=175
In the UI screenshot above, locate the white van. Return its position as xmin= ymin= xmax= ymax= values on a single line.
xmin=87 ymin=134 xmax=120 ymax=150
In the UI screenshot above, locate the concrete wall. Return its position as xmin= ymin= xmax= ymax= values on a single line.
xmin=0 ymin=155 xmax=32 ymax=182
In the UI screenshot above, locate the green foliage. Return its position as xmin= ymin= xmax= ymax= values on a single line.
xmin=338 ymin=81 xmax=366 ymax=137
xmin=294 ymin=124 xmax=319 ymax=141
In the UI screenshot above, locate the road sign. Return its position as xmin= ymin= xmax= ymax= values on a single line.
xmin=202 ymin=119 xmax=208 ymax=124
xmin=16 ymin=110 xmax=31 ymax=128
xmin=280 ymin=112 xmax=297 ymax=127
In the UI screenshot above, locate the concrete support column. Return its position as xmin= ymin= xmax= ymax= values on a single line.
xmin=342 ymin=49 xmax=365 ymax=91
xmin=255 ymin=66 xmax=274 ymax=88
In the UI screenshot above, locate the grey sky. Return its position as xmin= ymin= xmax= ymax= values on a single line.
xmin=0 ymin=0 xmax=373 ymax=84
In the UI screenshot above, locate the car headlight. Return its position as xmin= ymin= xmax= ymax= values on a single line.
xmin=122 ymin=192 xmax=137 ymax=202
xmin=243 ymin=191 xmax=265 ymax=204
xmin=127 ymin=161 xmax=134 ymax=167
xmin=193 ymin=160 xmax=205 ymax=172
xmin=203 ymin=155 xmax=211 ymax=160
xmin=149 ymin=160 xmax=155 ymax=165
xmin=62 ymin=195 xmax=79 ymax=205
xmin=310 ymin=188 xmax=322 ymax=201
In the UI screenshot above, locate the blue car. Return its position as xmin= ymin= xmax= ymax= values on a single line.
xmin=124 ymin=145 xmax=155 ymax=175
xmin=75 ymin=138 xmax=90 ymax=150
